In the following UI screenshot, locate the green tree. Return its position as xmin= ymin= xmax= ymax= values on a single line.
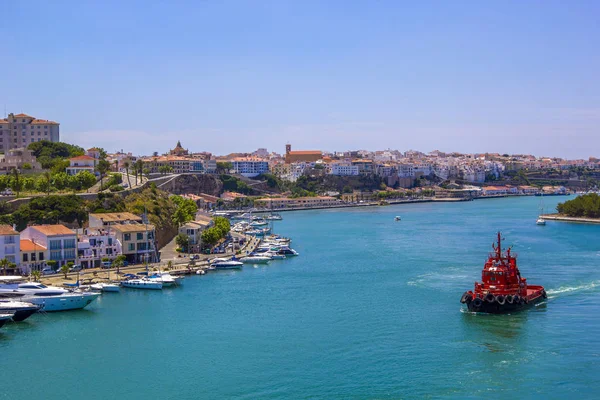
xmin=201 ymin=227 xmax=220 ymax=247
xmin=52 ymin=172 xmax=70 ymax=191
xmin=10 ymin=168 xmax=23 ymax=197
xmin=95 ymin=159 xmax=111 ymax=191
xmin=61 ymin=262 xmax=72 ymax=278
xmin=216 ymin=162 xmax=233 ymax=173
xmin=46 ymin=260 xmax=58 ymax=272
xmin=0 ymin=258 xmax=9 ymax=275
xmin=112 ymin=254 xmax=127 ymax=274
xmin=42 ymin=171 xmax=52 ymax=196
xmin=175 ymin=233 xmax=190 ymax=252
xmin=21 ymin=162 xmax=32 ymax=170
xmin=171 ymin=195 xmax=198 ymax=226
xmin=76 ymin=171 xmax=97 ymax=191
xmin=31 ymin=270 xmax=41 ymax=282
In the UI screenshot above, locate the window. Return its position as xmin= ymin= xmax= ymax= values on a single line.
xmin=64 ymin=239 xmax=76 ymax=249
xmin=39 ymin=252 xmax=44 ymax=261
xmin=50 ymin=250 xmax=62 ymax=260
xmin=49 ymin=240 xmax=62 ymax=250
xmin=64 ymin=249 xmax=76 ymax=259
xmin=124 ymin=233 xmax=131 ymax=241
xmin=108 ymin=238 xmax=113 ymax=245
xmin=31 ymin=253 xmax=36 ymax=261
xmin=137 ymin=243 xmax=147 ymax=251
xmin=137 ymin=233 xmax=143 ymax=240
xmin=147 ymin=231 xmax=154 ymax=240
xmin=23 ymin=254 xmax=28 ymax=262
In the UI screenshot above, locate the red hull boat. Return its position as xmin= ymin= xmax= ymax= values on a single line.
xmin=460 ymin=232 xmax=547 ymax=314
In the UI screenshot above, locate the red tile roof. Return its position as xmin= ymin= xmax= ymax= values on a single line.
xmin=20 ymin=239 xmax=47 ymax=251
xmin=70 ymin=155 xmax=95 ymax=161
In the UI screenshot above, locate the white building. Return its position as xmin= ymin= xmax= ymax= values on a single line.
xmin=66 ymin=155 xmax=96 ymax=176
xmin=0 ymin=113 xmax=60 ymax=153
xmin=0 ymin=225 xmax=20 ymax=267
xmin=329 ymin=162 xmax=359 ymax=176
xmin=231 ymin=158 xmax=269 ymax=177
xmin=77 ymin=228 xmax=123 ymax=269
xmin=20 ymin=225 xmax=77 ymax=268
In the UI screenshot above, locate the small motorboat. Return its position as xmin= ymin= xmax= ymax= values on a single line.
xmin=394 ymin=216 xmax=401 ymax=221
xmin=536 ymin=216 xmax=546 ymax=226
xmin=212 ymin=258 xmax=244 ymax=269
xmin=265 ymin=252 xmax=286 ymax=260
xmin=90 ymin=282 xmax=121 ymax=293
xmin=240 ymin=255 xmax=271 ymax=264
xmin=120 ymin=279 xmax=163 ymax=290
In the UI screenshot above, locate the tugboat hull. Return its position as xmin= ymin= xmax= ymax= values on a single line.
xmin=462 ymin=288 xmax=547 ymax=314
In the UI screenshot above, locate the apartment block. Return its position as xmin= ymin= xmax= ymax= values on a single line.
xmin=0 ymin=113 xmax=60 ymax=153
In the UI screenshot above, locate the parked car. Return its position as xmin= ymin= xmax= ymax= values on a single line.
xmin=101 ymin=261 xmax=112 ymax=269
xmin=41 ymin=268 xmax=56 ymax=275
xmin=69 ymin=264 xmax=82 ymax=272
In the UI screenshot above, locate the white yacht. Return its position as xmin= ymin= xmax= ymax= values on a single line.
xmin=148 ymin=272 xmax=180 ymax=287
xmin=0 ymin=277 xmax=100 ymax=312
xmin=0 ymin=313 xmax=15 ymax=329
xmin=240 ymin=255 xmax=271 ymax=264
xmin=395 ymin=216 xmax=401 ymax=221
xmin=90 ymin=282 xmax=121 ymax=293
xmin=120 ymin=279 xmax=163 ymax=290
xmin=211 ymin=259 xmax=243 ymax=270
xmin=0 ymin=300 xmax=41 ymax=322
xmin=265 ymin=252 xmax=286 ymax=260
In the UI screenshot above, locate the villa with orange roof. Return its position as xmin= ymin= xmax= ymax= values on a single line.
xmin=0 ymin=113 xmax=59 ymax=153
xmin=20 ymin=225 xmax=77 ymax=269
xmin=66 ymin=155 xmax=97 ymax=175
xmin=284 ymin=144 xmax=322 ymax=164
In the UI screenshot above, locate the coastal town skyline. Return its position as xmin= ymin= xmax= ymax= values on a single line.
xmin=3 ymin=1 xmax=599 ymax=159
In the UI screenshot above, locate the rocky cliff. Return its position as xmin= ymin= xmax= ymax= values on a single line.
xmin=160 ymin=174 xmax=223 ymax=196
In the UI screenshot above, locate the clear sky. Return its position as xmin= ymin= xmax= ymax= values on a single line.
xmin=2 ymin=1 xmax=599 ymax=158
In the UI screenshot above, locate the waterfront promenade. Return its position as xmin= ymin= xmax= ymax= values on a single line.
xmin=541 ymin=213 xmax=600 ymax=224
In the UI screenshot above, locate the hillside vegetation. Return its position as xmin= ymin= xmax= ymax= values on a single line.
xmin=557 ymin=193 xmax=600 ymax=218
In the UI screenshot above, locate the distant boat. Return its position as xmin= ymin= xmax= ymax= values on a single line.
xmin=536 ymin=193 xmax=546 ymax=226
xmin=395 ymin=216 xmax=401 ymax=221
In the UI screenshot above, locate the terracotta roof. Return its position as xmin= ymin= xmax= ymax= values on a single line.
xmin=111 ymin=224 xmax=155 ymax=233
xmin=0 ymin=225 xmax=18 ymax=236
xmin=87 ymin=147 xmax=100 ymax=151
xmin=31 ymin=119 xmax=59 ymax=125
xmin=89 ymin=212 xmax=142 ymax=223
xmin=288 ymin=151 xmax=322 ymax=155
xmin=20 ymin=239 xmax=47 ymax=252
xmin=70 ymin=155 xmax=95 ymax=161
xmin=31 ymin=225 xmax=75 ymax=236
xmin=14 ymin=113 xmax=34 ymax=118
xmin=0 ymin=119 xmax=7 ymax=123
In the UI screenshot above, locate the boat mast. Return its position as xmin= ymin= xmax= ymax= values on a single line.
xmin=496 ymin=231 xmax=502 ymax=258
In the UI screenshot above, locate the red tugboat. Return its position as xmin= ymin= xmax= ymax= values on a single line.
xmin=460 ymin=232 xmax=547 ymax=313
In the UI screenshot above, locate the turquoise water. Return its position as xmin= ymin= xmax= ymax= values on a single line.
xmin=2 ymin=196 xmax=600 ymax=399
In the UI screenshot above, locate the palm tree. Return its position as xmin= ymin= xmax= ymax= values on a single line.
xmin=95 ymin=159 xmax=110 ymax=191
xmin=114 ymin=159 xmax=119 ymax=172
xmin=31 ymin=270 xmax=41 ymax=282
xmin=123 ymin=161 xmax=132 ymax=189
xmin=135 ymin=160 xmax=144 ymax=185
xmin=10 ymin=168 xmax=22 ymax=197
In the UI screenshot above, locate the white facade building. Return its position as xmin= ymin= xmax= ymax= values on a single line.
xmin=20 ymin=225 xmax=77 ymax=268
xmin=231 ymin=158 xmax=269 ymax=177
xmin=0 ymin=225 xmax=20 ymax=266
xmin=66 ymin=155 xmax=96 ymax=176
xmin=329 ymin=162 xmax=359 ymax=176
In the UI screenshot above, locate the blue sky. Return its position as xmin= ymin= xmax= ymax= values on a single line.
xmin=2 ymin=1 xmax=599 ymax=158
